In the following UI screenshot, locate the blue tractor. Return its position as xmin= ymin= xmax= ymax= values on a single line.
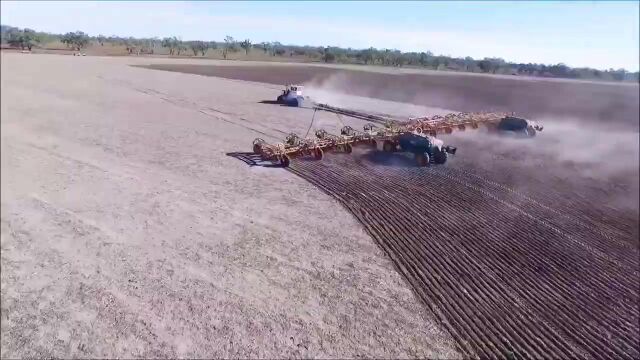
xmin=382 ymin=132 xmax=457 ymax=166
xmin=276 ymin=85 xmax=307 ymax=107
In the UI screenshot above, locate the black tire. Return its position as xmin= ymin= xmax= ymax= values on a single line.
xmin=383 ymin=140 xmax=395 ymax=152
xmin=252 ymin=138 xmax=265 ymax=154
xmin=526 ymin=126 xmax=537 ymax=137
xmin=433 ymin=149 xmax=448 ymax=164
xmin=276 ymin=95 xmax=284 ymax=103
xmin=345 ymin=143 xmax=353 ymax=154
xmin=314 ymin=148 xmax=324 ymax=160
xmin=415 ymin=152 xmax=430 ymax=167
xmin=281 ymin=154 xmax=291 ymax=167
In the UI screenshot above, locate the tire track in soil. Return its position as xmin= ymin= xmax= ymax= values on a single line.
xmin=287 ymin=150 xmax=639 ymax=359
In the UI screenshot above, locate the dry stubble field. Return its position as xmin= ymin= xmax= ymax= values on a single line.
xmin=2 ymin=53 xmax=639 ymax=358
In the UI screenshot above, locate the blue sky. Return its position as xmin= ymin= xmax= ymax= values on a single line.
xmin=2 ymin=1 xmax=638 ymax=70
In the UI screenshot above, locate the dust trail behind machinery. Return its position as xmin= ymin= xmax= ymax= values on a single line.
xmin=302 ymin=69 xmax=639 ymax=131
xmin=303 ymin=72 xmax=454 ymax=118
xmin=302 ymin=71 xmax=640 ymax=213
xmin=450 ymin=119 xmax=639 ymax=213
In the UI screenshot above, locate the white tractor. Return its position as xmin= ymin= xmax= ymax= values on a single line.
xmin=276 ymin=85 xmax=306 ymax=107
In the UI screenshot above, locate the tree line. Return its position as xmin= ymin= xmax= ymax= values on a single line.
xmin=1 ymin=25 xmax=637 ymax=82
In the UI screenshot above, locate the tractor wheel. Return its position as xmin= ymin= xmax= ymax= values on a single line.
xmin=314 ymin=148 xmax=324 ymax=160
xmin=369 ymin=139 xmax=378 ymax=149
xmin=252 ymin=138 xmax=265 ymax=154
xmin=526 ymin=126 xmax=537 ymax=137
xmin=383 ymin=140 xmax=395 ymax=152
xmin=344 ymin=143 xmax=353 ymax=154
xmin=276 ymin=95 xmax=284 ymax=103
xmin=433 ymin=149 xmax=448 ymax=164
xmin=280 ymin=154 xmax=291 ymax=167
xmin=415 ymin=152 xmax=430 ymax=167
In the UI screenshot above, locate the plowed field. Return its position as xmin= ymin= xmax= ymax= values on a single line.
xmin=287 ymin=144 xmax=639 ymax=359
xmin=3 ymin=54 xmax=638 ymax=358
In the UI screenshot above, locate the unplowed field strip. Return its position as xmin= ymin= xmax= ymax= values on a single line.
xmin=288 ymin=150 xmax=639 ymax=359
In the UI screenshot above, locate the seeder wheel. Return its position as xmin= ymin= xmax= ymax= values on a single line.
xmin=383 ymin=140 xmax=396 ymax=152
xmin=415 ymin=152 xmax=430 ymax=167
xmin=433 ymin=149 xmax=448 ymax=164
xmin=252 ymin=138 xmax=266 ymax=154
xmin=314 ymin=148 xmax=324 ymax=160
xmin=526 ymin=126 xmax=537 ymax=137
xmin=336 ymin=144 xmax=352 ymax=153
xmin=281 ymin=154 xmax=291 ymax=167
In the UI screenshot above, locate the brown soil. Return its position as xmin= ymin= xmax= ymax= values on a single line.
xmin=140 ymin=63 xmax=640 ymax=131
xmin=1 ymin=54 xmax=460 ymax=358
xmin=288 ymin=140 xmax=639 ymax=359
xmin=154 ymin=60 xmax=639 ymax=358
xmin=3 ymin=54 xmax=638 ymax=358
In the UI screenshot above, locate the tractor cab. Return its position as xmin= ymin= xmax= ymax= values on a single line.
xmin=285 ymin=85 xmax=303 ymax=96
xmin=280 ymin=85 xmax=303 ymax=99
xmin=277 ymin=85 xmax=306 ymax=106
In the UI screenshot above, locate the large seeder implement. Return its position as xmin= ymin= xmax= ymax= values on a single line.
xmin=252 ymin=127 xmax=378 ymax=167
xmin=252 ymin=102 xmax=543 ymax=167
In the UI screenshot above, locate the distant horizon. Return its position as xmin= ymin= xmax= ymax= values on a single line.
xmin=1 ymin=1 xmax=638 ymax=71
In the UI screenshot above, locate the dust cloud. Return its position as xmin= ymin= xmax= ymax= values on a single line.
xmin=448 ymin=118 xmax=639 ymax=211
xmin=304 ymin=71 xmax=639 ymax=211
xmin=458 ymin=118 xmax=638 ymax=181
xmin=303 ymin=72 xmax=453 ymax=118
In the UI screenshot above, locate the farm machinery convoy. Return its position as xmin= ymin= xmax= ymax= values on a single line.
xmin=256 ymin=85 xmax=544 ymax=167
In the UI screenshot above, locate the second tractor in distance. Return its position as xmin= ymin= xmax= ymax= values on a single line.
xmin=276 ymin=85 xmax=307 ymax=107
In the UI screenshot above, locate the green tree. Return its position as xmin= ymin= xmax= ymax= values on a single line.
xmin=323 ymin=48 xmax=336 ymax=63
xmin=176 ymin=42 xmax=186 ymax=56
xmin=61 ymin=31 xmax=89 ymax=51
xmin=162 ymin=36 xmax=180 ymax=56
xmin=223 ymin=35 xmax=236 ymax=59
xmin=22 ymin=29 xmax=41 ymax=50
xmin=189 ymin=40 xmax=208 ymax=56
xmin=6 ymin=32 xmax=23 ymax=49
xmin=240 ymin=39 xmax=251 ymax=55
xmin=6 ymin=28 xmax=41 ymax=51
xmin=271 ymin=41 xmax=283 ymax=56
xmin=359 ymin=47 xmax=375 ymax=65
xmin=463 ymin=56 xmax=475 ymax=71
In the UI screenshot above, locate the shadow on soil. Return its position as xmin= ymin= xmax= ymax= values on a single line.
xmin=226 ymin=152 xmax=285 ymax=168
xmin=258 ymin=100 xmax=284 ymax=105
xmin=363 ymin=151 xmax=421 ymax=168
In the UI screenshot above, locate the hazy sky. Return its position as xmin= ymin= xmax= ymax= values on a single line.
xmin=2 ymin=1 xmax=638 ymax=70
